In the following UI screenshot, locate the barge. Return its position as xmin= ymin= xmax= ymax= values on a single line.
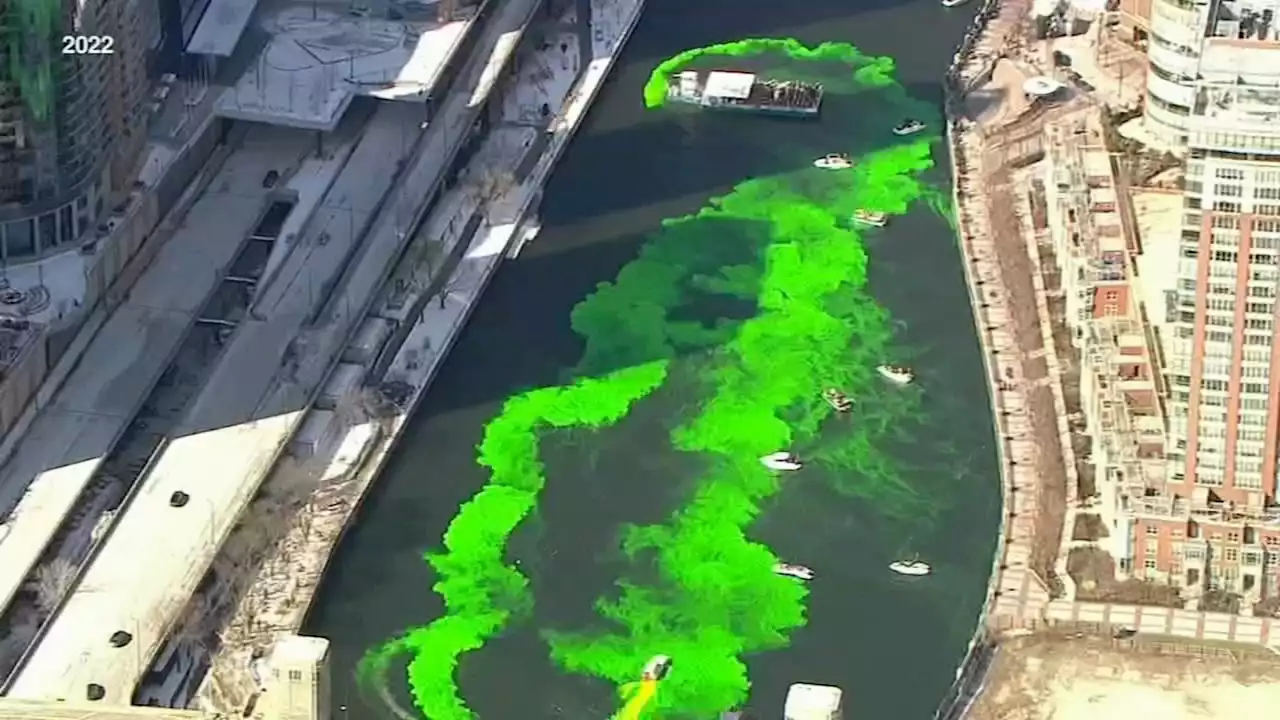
xmin=667 ymin=70 xmax=823 ymax=117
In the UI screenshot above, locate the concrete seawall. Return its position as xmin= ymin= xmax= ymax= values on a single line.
xmin=933 ymin=1 xmax=1033 ymax=718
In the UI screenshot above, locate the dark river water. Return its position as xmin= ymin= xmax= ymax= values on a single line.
xmin=305 ymin=0 xmax=1000 ymax=718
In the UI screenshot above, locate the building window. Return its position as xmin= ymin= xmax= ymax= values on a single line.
xmin=1146 ymin=525 xmax=1159 ymax=536
xmin=1145 ymin=558 xmax=1158 ymax=570
xmin=288 ymin=670 xmax=303 ymax=681
xmin=1225 ymin=548 xmax=1239 ymax=562
xmin=1228 ymin=532 xmax=1240 ymax=543
xmin=5 ymin=219 xmax=35 ymax=258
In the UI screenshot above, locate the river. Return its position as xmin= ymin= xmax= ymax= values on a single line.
xmin=305 ymin=0 xmax=1000 ymax=717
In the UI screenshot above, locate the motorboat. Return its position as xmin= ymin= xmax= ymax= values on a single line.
xmin=852 ymin=209 xmax=887 ymax=227
xmin=889 ymin=558 xmax=931 ymax=576
xmin=942 ymin=0 xmax=970 ymax=7
xmin=877 ymin=365 xmax=914 ymax=385
xmin=774 ymin=563 xmax=815 ymax=581
xmin=813 ymin=153 xmax=853 ymax=170
xmin=823 ymin=388 xmax=853 ymax=412
xmin=893 ymin=119 xmax=927 ymax=136
xmin=642 ymin=654 xmax=672 ymax=681
xmin=760 ymin=452 xmax=803 ymax=471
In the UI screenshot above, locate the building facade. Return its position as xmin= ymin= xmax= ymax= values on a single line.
xmin=0 ymin=0 xmax=156 ymax=263
xmin=1042 ymin=115 xmax=1169 ymax=579
xmin=1139 ymin=0 xmax=1280 ymax=605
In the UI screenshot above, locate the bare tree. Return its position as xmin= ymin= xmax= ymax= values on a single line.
xmin=32 ymin=558 xmax=77 ymax=613
xmin=296 ymin=499 xmax=315 ymax=540
xmin=175 ymin=593 xmax=216 ymax=660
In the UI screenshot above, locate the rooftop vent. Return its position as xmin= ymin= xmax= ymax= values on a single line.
xmin=109 ymin=631 xmax=133 ymax=648
xmin=86 ymin=684 xmax=105 ymax=701
xmin=169 ymin=491 xmax=190 ymax=508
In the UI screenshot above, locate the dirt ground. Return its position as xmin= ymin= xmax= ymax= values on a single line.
xmin=968 ymin=633 xmax=1280 ymax=720
xmin=1068 ymin=547 xmax=1183 ymax=608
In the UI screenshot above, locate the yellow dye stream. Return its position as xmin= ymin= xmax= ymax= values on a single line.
xmin=615 ymin=679 xmax=659 ymax=720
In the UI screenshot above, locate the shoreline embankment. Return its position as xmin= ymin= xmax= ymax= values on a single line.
xmin=194 ymin=0 xmax=647 ymax=712
xmin=293 ymin=0 xmax=649 ymax=630
xmin=932 ymin=1 xmax=1030 ymax=718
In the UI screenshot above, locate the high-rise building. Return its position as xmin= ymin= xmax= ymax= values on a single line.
xmin=0 ymin=0 xmax=157 ymax=262
xmin=1134 ymin=0 xmax=1280 ymax=604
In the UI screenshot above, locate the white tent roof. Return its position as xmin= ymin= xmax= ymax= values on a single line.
xmin=704 ymin=71 xmax=756 ymax=100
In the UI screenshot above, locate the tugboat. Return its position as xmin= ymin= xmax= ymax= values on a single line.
xmin=889 ymin=556 xmax=931 ymax=576
xmin=642 ymin=655 xmax=673 ymax=680
xmin=852 ymin=209 xmax=888 ymax=227
xmin=823 ymin=388 xmax=853 ymax=412
xmin=760 ymin=452 xmax=803 ymax=471
xmin=813 ymin=153 xmax=853 ymax=170
xmin=773 ymin=563 xmax=816 ymax=581
xmin=893 ymin=118 xmax=927 ymax=136
xmin=876 ymin=365 xmax=914 ymax=385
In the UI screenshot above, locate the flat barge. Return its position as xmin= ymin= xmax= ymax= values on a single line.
xmin=667 ymin=70 xmax=823 ymax=117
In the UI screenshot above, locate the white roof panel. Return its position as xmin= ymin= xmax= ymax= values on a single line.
xmin=703 ymin=71 xmax=755 ymax=100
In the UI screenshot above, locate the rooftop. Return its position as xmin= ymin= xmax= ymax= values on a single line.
xmin=187 ymin=0 xmax=263 ymax=56
xmin=703 ymin=71 xmax=755 ymax=100
xmin=0 ymin=126 xmax=317 ymax=673
xmin=968 ymin=632 xmax=1280 ymax=720
xmin=2 ymin=107 xmax=421 ymax=703
xmin=215 ymin=2 xmax=475 ymax=130
xmin=5 ymin=0 xmax=541 ymax=693
xmin=0 ymin=698 xmax=211 ymax=720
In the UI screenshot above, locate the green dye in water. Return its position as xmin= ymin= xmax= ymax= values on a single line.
xmin=359 ymin=38 xmax=945 ymax=720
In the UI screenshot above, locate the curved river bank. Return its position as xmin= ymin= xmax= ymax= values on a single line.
xmin=305 ymin=0 xmax=1000 ymax=717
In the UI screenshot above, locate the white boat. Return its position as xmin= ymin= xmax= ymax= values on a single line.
xmin=890 ymin=559 xmax=931 ymax=576
xmin=774 ymin=563 xmax=815 ymax=581
xmin=823 ymin=388 xmax=852 ymax=412
xmin=642 ymin=654 xmax=672 ymax=681
xmin=892 ymin=119 xmax=927 ymax=136
xmin=813 ymin=153 xmax=853 ymax=170
xmin=760 ymin=451 xmax=803 ymax=471
xmin=877 ymin=365 xmax=913 ymax=384
xmin=852 ymin=209 xmax=887 ymax=227
xmin=941 ymin=0 xmax=970 ymax=7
